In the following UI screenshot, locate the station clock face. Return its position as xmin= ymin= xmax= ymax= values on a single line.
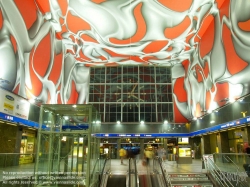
xmin=114 ymin=79 xmax=147 ymax=104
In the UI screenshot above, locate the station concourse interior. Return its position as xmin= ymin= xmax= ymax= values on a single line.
xmin=0 ymin=0 xmax=250 ymax=186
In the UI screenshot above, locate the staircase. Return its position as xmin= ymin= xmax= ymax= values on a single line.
xmin=166 ymin=173 xmax=214 ymax=187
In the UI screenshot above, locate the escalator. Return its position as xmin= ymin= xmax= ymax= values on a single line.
xmin=139 ymin=174 xmax=164 ymax=187
xmin=137 ymin=158 xmax=168 ymax=187
xmin=100 ymin=157 xmax=167 ymax=187
xmin=106 ymin=175 xmax=127 ymax=187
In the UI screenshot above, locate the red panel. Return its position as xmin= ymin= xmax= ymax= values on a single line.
xmin=57 ymin=0 xmax=68 ymax=16
xmin=110 ymin=3 xmax=145 ymax=44
xmin=36 ymin=0 xmax=50 ymax=13
xmin=33 ymin=33 xmax=51 ymax=77
xmin=173 ymin=77 xmax=187 ymax=102
xmin=13 ymin=85 xmax=20 ymax=95
xmin=159 ymin=0 xmax=192 ymax=12
xmin=219 ymin=0 xmax=230 ymax=20
xmin=164 ymin=16 xmax=191 ymax=39
xmin=48 ymin=53 xmax=63 ymax=85
xmin=238 ymin=20 xmax=250 ymax=31
xmin=67 ymin=11 xmax=91 ymax=33
xmin=91 ymin=0 xmax=107 ymax=3
xmin=14 ymin=0 xmax=37 ymax=29
xmin=67 ymin=81 xmax=78 ymax=104
xmin=143 ymin=41 xmax=169 ymax=54
xmin=199 ymin=15 xmax=214 ymax=59
xmin=174 ymin=102 xmax=189 ymax=123
xmin=182 ymin=59 xmax=190 ymax=76
xmin=10 ymin=35 xmax=17 ymax=53
xmin=222 ymin=25 xmax=248 ymax=75
xmin=0 ymin=10 xmax=3 ymax=29
xmin=214 ymin=82 xmax=229 ymax=104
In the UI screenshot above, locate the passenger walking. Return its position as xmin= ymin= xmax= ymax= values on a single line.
xmin=144 ymin=147 xmax=154 ymax=166
xmin=157 ymin=146 xmax=166 ymax=162
xmin=119 ymin=147 xmax=126 ymax=164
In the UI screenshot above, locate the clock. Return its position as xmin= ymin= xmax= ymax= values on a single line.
xmin=114 ymin=79 xmax=147 ymax=105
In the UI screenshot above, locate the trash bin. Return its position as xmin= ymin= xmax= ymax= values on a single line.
xmin=168 ymin=154 xmax=175 ymax=161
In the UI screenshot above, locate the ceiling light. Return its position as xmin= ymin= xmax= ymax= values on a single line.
xmin=72 ymin=105 xmax=77 ymax=108
xmin=193 ymin=117 xmax=197 ymax=120
xmin=164 ymin=120 xmax=168 ymax=124
xmin=140 ymin=121 xmax=144 ymax=125
xmin=117 ymin=121 xmax=121 ymax=124
xmin=210 ymin=120 xmax=215 ymax=124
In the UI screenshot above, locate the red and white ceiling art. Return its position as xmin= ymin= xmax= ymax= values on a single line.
xmin=0 ymin=0 xmax=250 ymax=123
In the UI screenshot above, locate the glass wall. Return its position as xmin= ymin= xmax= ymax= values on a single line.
xmin=35 ymin=104 xmax=101 ymax=187
xmin=89 ymin=66 xmax=173 ymax=123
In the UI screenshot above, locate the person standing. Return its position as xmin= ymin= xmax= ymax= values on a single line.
xmin=157 ymin=146 xmax=166 ymax=162
xmin=119 ymin=147 xmax=126 ymax=164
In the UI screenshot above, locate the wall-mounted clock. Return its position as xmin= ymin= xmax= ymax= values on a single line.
xmin=114 ymin=79 xmax=146 ymax=107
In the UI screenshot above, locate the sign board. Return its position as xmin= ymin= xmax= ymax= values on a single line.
xmin=0 ymin=88 xmax=30 ymax=120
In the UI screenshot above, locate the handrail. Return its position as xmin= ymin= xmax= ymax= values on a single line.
xmin=128 ymin=158 xmax=131 ymax=187
xmin=206 ymin=156 xmax=234 ymax=187
xmin=99 ymin=158 xmax=111 ymax=187
xmin=90 ymin=158 xmax=100 ymax=182
xmin=153 ymin=157 xmax=168 ymax=187
xmin=222 ymin=155 xmax=249 ymax=187
xmin=133 ymin=158 xmax=139 ymax=187
xmin=127 ymin=158 xmax=138 ymax=187
xmin=223 ymin=155 xmax=239 ymax=171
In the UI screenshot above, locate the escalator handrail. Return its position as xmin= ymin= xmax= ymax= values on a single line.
xmin=99 ymin=158 xmax=111 ymax=187
xmin=153 ymin=157 xmax=168 ymax=187
xmin=133 ymin=158 xmax=138 ymax=187
xmin=90 ymin=158 xmax=100 ymax=181
xmin=128 ymin=158 xmax=131 ymax=187
xmin=127 ymin=158 xmax=138 ymax=187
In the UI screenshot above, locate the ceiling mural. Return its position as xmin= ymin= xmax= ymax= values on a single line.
xmin=0 ymin=0 xmax=250 ymax=123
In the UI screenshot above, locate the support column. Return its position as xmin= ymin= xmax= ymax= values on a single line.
xmin=163 ymin=138 xmax=168 ymax=158
xmin=220 ymin=131 xmax=230 ymax=153
xmin=117 ymin=139 xmax=121 ymax=159
xmin=140 ymin=139 xmax=144 ymax=159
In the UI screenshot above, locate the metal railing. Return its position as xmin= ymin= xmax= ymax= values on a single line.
xmin=152 ymin=156 xmax=168 ymax=187
xmin=206 ymin=155 xmax=234 ymax=187
xmin=127 ymin=158 xmax=138 ymax=187
xmin=205 ymin=153 xmax=250 ymax=187
xmin=99 ymin=158 xmax=111 ymax=187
